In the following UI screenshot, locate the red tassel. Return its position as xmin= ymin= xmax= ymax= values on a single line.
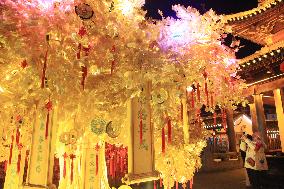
xmin=81 ymin=66 xmax=88 ymax=90
xmin=210 ymin=93 xmax=214 ymax=108
xmin=162 ymin=127 xmax=165 ymax=153
xmin=63 ymin=153 xmax=67 ymax=178
xmin=41 ymin=50 xmax=48 ymax=88
xmin=168 ymin=119 xmax=172 ymax=144
xmin=140 ymin=114 xmax=143 ymax=145
xmin=181 ymin=101 xmax=183 ymax=120
xmin=16 ymin=128 xmax=20 ymax=146
xmin=77 ymin=43 xmax=81 ymax=59
xmin=191 ymin=91 xmax=195 ymax=108
xmin=197 ymin=83 xmax=201 ymax=102
xmin=160 ymin=178 xmax=163 ymax=187
xmin=45 ymin=100 xmax=52 ymax=139
xmin=96 ymin=154 xmax=99 ymax=176
xmin=154 ymin=180 xmax=157 ymax=189
xmin=17 ymin=152 xmax=21 ymax=174
xmin=205 ymin=82 xmax=209 ymax=106
xmin=176 ymin=181 xmax=179 ymax=189
xmin=9 ymin=135 xmax=14 ymax=164
xmin=190 ymin=178 xmax=193 ymax=189
xmin=4 ymin=160 xmax=7 ymax=173
xmin=45 ymin=112 xmax=50 ymax=139
xmin=70 ymin=154 xmax=76 ymax=183
xmin=213 ymin=112 xmax=217 ymax=127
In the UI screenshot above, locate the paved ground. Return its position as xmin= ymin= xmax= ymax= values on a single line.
xmin=193 ymin=168 xmax=247 ymax=189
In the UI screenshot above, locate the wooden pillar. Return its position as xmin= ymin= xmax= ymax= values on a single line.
xmin=251 ymin=94 xmax=268 ymax=144
xmin=273 ymin=88 xmax=284 ymax=152
xmin=226 ymin=108 xmax=237 ymax=152
xmin=249 ymin=103 xmax=258 ymax=133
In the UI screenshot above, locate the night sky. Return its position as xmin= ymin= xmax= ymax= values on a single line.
xmin=143 ymin=0 xmax=262 ymax=59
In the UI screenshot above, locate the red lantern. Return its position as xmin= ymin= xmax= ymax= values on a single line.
xmin=280 ymin=62 xmax=284 ymax=73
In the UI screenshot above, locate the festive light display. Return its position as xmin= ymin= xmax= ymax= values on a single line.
xmin=0 ymin=0 xmax=246 ymax=188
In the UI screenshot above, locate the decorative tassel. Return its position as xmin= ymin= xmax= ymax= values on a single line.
xmin=181 ymin=101 xmax=183 ymax=120
xmin=77 ymin=43 xmax=82 ymax=59
xmin=110 ymin=156 xmax=113 ymax=178
xmin=154 ymin=180 xmax=157 ymax=189
xmin=45 ymin=100 xmax=52 ymax=139
xmin=176 ymin=181 xmax=179 ymax=189
xmin=160 ymin=178 xmax=163 ymax=187
xmin=81 ymin=66 xmax=88 ymax=90
xmin=213 ymin=112 xmax=217 ymax=127
xmin=140 ymin=112 xmax=143 ymax=145
xmin=210 ymin=92 xmax=214 ymax=108
xmin=162 ymin=127 xmax=165 ymax=153
xmin=70 ymin=154 xmax=76 ymax=183
xmin=191 ymin=91 xmax=195 ymax=108
xmin=190 ymin=178 xmax=193 ymax=189
xmin=41 ymin=50 xmax=48 ymax=88
xmin=4 ymin=160 xmax=7 ymax=173
xmin=17 ymin=151 xmax=21 ymax=174
xmin=205 ymin=82 xmax=209 ymax=106
xmin=63 ymin=152 xmax=67 ymax=178
xmin=16 ymin=128 xmax=20 ymax=146
xmin=9 ymin=135 xmax=14 ymax=164
xmin=197 ymin=83 xmax=201 ymax=102
xmin=96 ymin=154 xmax=99 ymax=176
xmin=168 ymin=119 xmax=172 ymax=144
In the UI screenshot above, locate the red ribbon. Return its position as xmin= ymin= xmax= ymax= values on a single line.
xmin=17 ymin=151 xmax=21 ymax=174
xmin=77 ymin=43 xmax=82 ymax=59
xmin=168 ymin=118 xmax=172 ymax=144
xmin=110 ymin=156 xmax=113 ymax=178
xmin=181 ymin=101 xmax=183 ymax=120
xmin=45 ymin=100 xmax=52 ymax=139
xmin=9 ymin=135 xmax=14 ymax=164
xmin=16 ymin=128 xmax=20 ymax=146
xmin=41 ymin=50 xmax=48 ymax=88
xmin=210 ymin=93 xmax=214 ymax=108
xmin=160 ymin=178 xmax=163 ymax=187
xmin=81 ymin=66 xmax=88 ymax=90
xmin=176 ymin=181 xmax=179 ymax=189
xmin=4 ymin=160 xmax=7 ymax=173
xmin=154 ymin=180 xmax=157 ymax=189
xmin=96 ymin=154 xmax=99 ymax=176
xmin=190 ymin=178 xmax=194 ymax=189
xmin=140 ymin=112 xmax=143 ymax=145
xmin=197 ymin=83 xmax=201 ymax=102
xmin=205 ymin=82 xmax=209 ymax=106
xmin=63 ymin=152 xmax=67 ymax=178
xmin=191 ymin=91 xmax=195 ymax=108
xmin=111 ymin=60 xmax=115 ymax=75
xmin=70 ymin=154 xmax=76 ymax=183
xmin=162 ymin=127 xmax=165 ymax=153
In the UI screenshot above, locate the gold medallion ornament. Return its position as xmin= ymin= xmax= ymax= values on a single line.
xmin=106 ymin=121 xmax=121 ymax=138
xmin=152 ymin=88 xmax=168 ymax=105
xmin=59 ymin=130 xmax=78 ymax=145
xmin=90 ymin=118 xmax=107 ymax=135
xmin=75 ymin=3 xmax=94 ymax=20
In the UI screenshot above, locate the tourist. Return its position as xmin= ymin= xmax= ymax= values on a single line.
xmin=240 ymin=132 xmax=252 ymax=187
xmin=242 ymin=132 xmax=268 ymax=189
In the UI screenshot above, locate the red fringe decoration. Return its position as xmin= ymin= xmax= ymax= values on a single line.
xmin=191 ymin=91 xmax=195 ymax=108
xmin=81 ymin=66 xmax=88 ymax=90
xmin=197 ymin=83 xmax=201 ymax=102
xmin=77 ymin=43 xmax=81 ymax=59
xmin=63 ymin=153 xmax=67 ymax=178
xmin=140 ymin=113 xmax=143 ymax=145
xmin=45 ymin=100 xmax=52 ymax=139
xmin=176 ymin=181 xmax=179 ymax=189
xmin=154 ymin=180 xmax=157 ymax=189
xmin=17 ymin=152 xmax=21 ymax=174
xmin=96 ymin=154 xmax=99 ymax=176
xmin=213 ymin=112 xmax=217 ymax=127
xmin=110 ymin=157 xmax=113 ymax=178
xmin=4 ymin=160 xmax=7 ymax=173
xmin=168 ymin=119 xmax=172 ymax=144
xmin=70 ymin=154 xmax=76 ymax=183
xmin=162 ymin=127 xmax=165 ymax=153
xmin=160 ymin=178 xmax=163 ymax=187
xmin=16 ymin=128 xmax=20 ymax=146
xmin=9 ymin=135 xmax=14 ymax=164
xmin=41 ymin=50 xmax=48 ymax=88
xmin=181 ymin=101 xmax=183 ymax=120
